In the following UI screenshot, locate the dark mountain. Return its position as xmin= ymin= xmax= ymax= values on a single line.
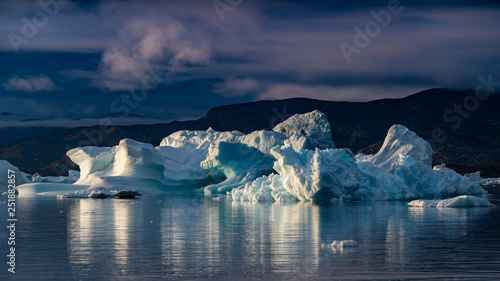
xmin=99 ymin=113 xmax=145 ymax=118
xmin=1 ymin=88 xmax=499 ymax=177
xmin=0 ymin=127 xmax=66 ymax=145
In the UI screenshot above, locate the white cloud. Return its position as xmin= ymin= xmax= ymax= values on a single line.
xmin=213 ymin=78 xmax=261 ymax=97
xmin=95 ymin=11 xmax=211 ymax=91
xmin=2 ymin=75 xmax=58 ymax=92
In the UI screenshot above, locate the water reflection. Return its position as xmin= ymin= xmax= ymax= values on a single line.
xmin=67 ymin=198 xmax=496 ymax=278
xmin=7 ymin=195 xmax=498 ymax=280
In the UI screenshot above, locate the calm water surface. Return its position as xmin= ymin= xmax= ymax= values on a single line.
xmin=1 ymin=185 xmax=500 ymax=280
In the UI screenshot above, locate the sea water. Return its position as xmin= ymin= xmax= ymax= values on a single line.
xmin=1 ymin=185 xmax=499 ymax=280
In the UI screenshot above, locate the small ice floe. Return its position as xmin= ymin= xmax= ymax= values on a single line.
xmin=1 ymin=189 xmax=18 ymax=196
xmin=212 ymin=196 xmax=225 ymax=201
xmin=321 ymin=240 xmax=358 ymax=249
xmin=115 ymin=190 xmax=142 ymax=199
xmin=57 ymin=189 xmax=113 ymax=198
xmin=330 ymin=197 xmax=344 ymax=203
xmin=408 ymin=195 xmax=495 ymax=208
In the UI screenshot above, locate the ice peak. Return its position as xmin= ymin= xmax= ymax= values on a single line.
xmin=273 ymin=110 xmax=335 ymax=149
xmin=367 ymin=124 xmax=432 ymax=173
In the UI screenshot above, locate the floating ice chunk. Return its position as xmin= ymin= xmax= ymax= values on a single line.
xmin=57 ymin=189 xmax=115 ymax=198
xmin=31 ymin=170 xmax=80 ymax=184
xmin=360 ymin=125 xmax=432 ymax=173
xmin=201 ymin=142 xmax=275 ymax=194
xmin=433 ymin=164 xmax=488 ymax=198
xmin=408 ymin=195 xmax=495 ymax=207
xmin=17 ymin=183 xmax=89 ymax=196
xmin=465 ymin=171 xmax=500 ymax=186
xmin=273 ymin=110 xmax=335 ymax=149
xmin=321 ymin=240 xmax=358 ymax=248
xmin=212 ymin=196 xmax=225 ymax=201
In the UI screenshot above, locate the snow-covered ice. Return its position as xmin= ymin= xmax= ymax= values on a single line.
xmin=408 ymin=195 xmax=495 ymax=207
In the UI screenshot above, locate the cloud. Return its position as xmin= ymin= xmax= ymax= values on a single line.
xmin=258 ymin=84 xmax=428 ymax=102
xmin=2 ymin=75 xmax=58 ymax=92
xmin=93 ymin=2 xmax=212 ymax=91
xmin=213 ymin=78 xmax=261 ymax=97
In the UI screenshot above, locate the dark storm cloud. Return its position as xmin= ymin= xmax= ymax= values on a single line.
xmin=0 ymin=0 xmax=499 ymax=122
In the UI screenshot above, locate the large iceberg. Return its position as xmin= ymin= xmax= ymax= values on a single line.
xmin=12 ymin=110 xmax=491 ymax=204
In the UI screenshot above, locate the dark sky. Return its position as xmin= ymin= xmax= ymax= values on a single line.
xmin=1 ymin=0 xmax=499 ymax=128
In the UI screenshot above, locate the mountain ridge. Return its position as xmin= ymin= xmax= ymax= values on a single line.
xmin=1 ymin=88 xmax=499 ymax=177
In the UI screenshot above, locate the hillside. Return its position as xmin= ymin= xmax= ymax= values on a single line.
xmin=1 ymin=88 xmax=499 ymax=177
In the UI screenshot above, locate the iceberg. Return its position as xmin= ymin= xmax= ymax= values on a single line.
xmin=17 ymin=183 xmax=89 ymax=196
xmin=233 ymin=125 xmax=486 ymax=201
xmin=31 ymin=170 xmax=80 ymax=184
xmin=321 ymin=240 xmax=358 ymax=248
xmin=13 ymin=110 xmax=489 ymax=202
xmin=0 ymin=160 xmax=29 ymax=191
xmin=465 ymin=171 xmax=500 ymax=186
xmin=408 ymin=195 xmax=495 ymax=207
